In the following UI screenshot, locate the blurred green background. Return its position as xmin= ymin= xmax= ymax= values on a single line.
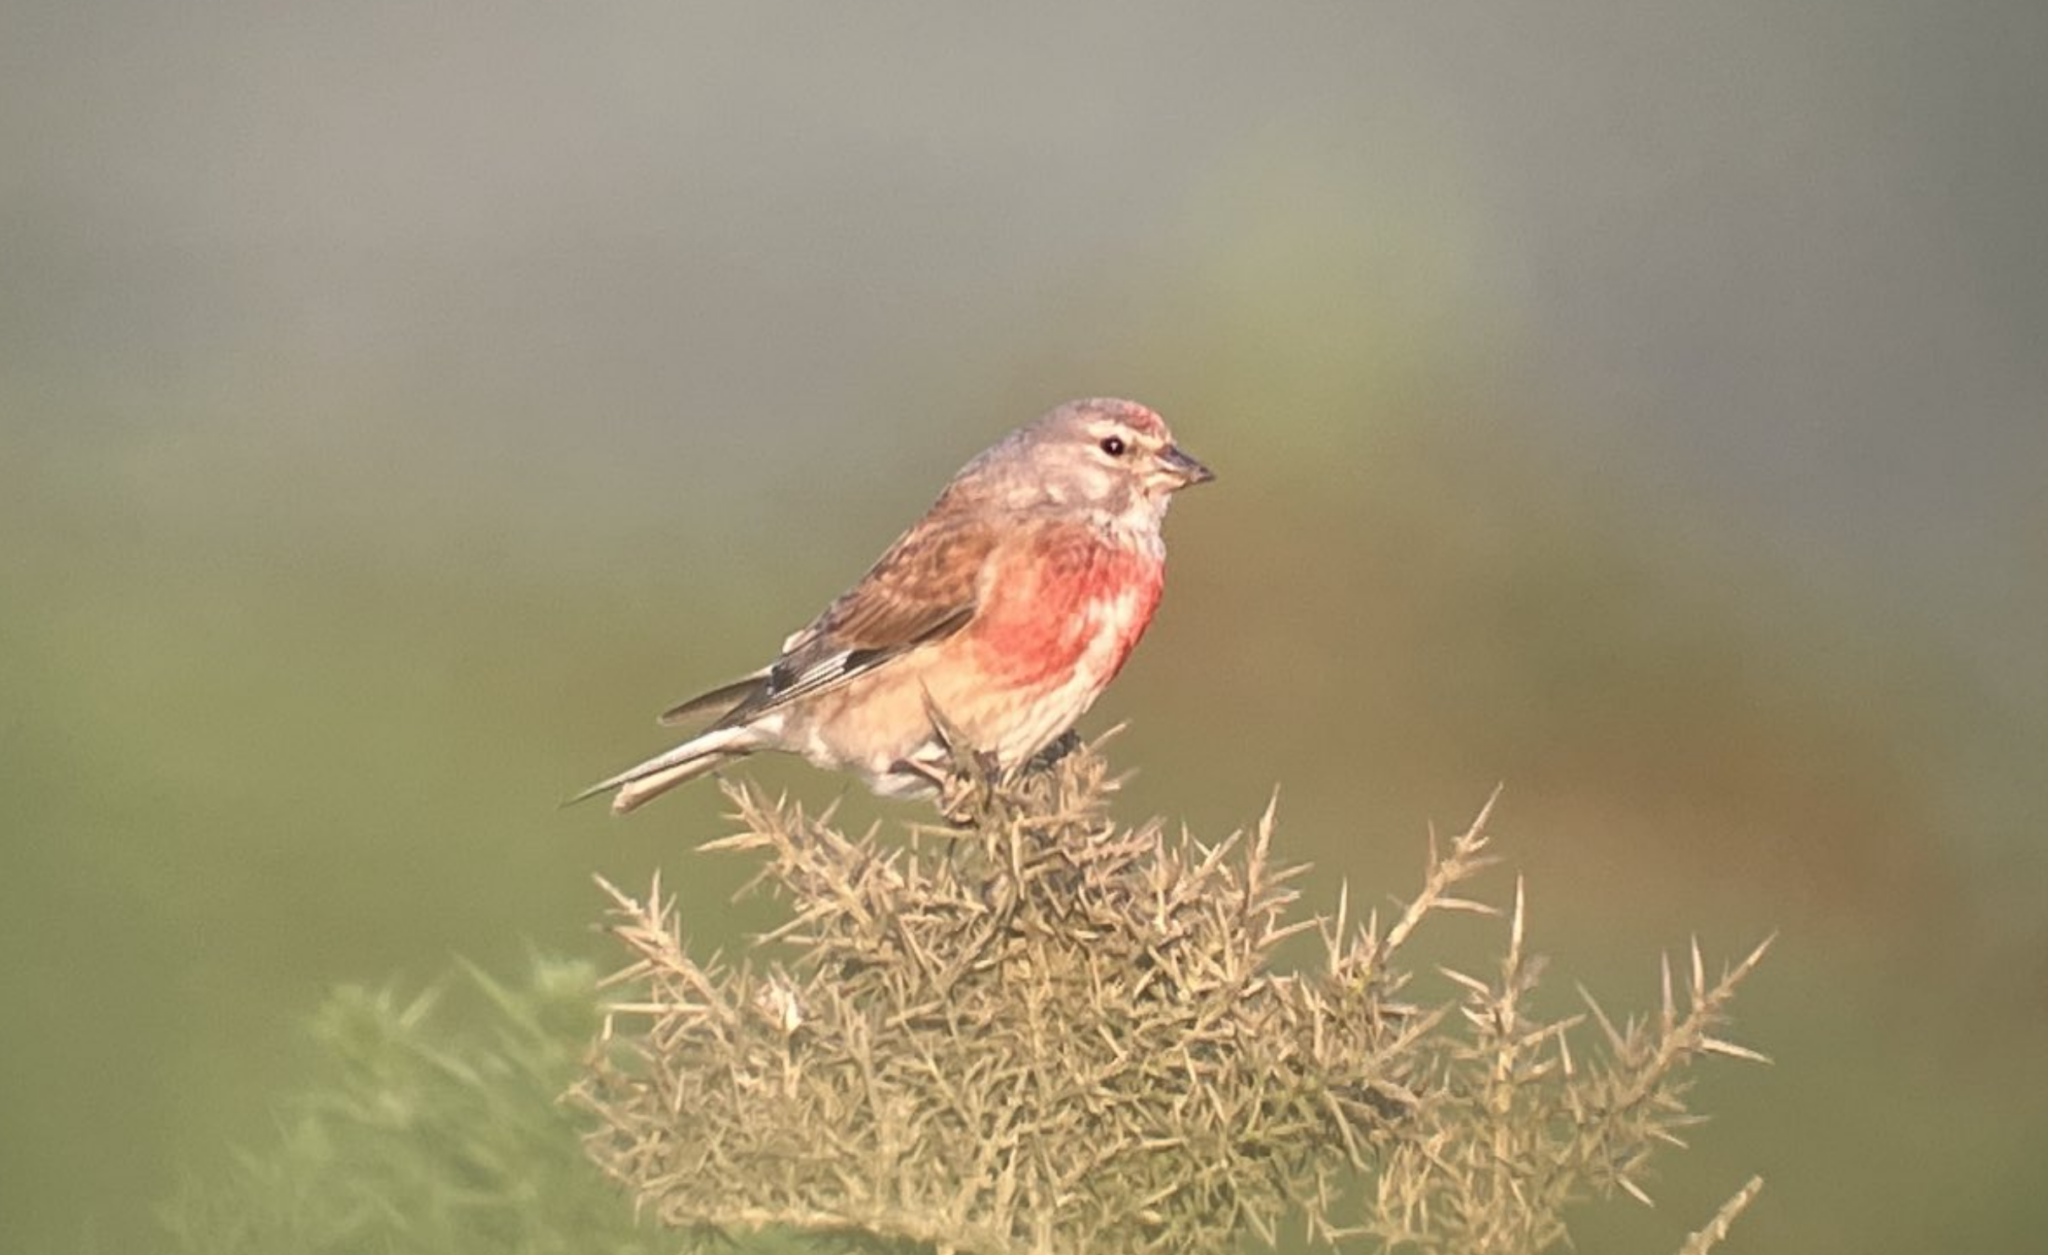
xmin=5 ymin=2 xmax=2044 ymax=1251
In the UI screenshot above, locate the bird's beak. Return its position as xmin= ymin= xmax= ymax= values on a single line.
xmin=1157 ymin=444 xmax=1215 ymax=488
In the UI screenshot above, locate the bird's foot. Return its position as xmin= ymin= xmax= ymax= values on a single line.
xmin=1027 ymin=729 xmax=1083 ymax=772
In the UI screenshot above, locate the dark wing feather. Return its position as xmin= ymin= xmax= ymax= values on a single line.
xmin=657 ymin=670 xmax=773 ymax=726
xmin=718 ymin=504 xmax=995 ymax=723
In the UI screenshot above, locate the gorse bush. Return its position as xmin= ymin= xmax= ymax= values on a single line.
xmin=161 ymin=957 xmax=660 ymax=1255
xmin=161 ymin=740 xmax=1762 ymax=1255
xmin=578 ymin=741 xmax=1769 ymax=1255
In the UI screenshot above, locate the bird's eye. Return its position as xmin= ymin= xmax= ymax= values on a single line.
xmin=1099 ymin=435 xmax=1126 ymax=457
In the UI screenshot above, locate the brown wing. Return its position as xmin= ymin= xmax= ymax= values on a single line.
xmin=712 ymin=500 xmax=997 ymax=723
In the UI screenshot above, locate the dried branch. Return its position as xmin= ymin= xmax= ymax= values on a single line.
xmin=574 ymin=742 xmax=1765 ymax=1255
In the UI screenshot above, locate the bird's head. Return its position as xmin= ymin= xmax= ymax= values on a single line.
xmin=994 ymin=398 xmax=1213 ymax=522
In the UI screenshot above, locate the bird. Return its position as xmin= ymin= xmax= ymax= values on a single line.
xmin=572 ymin=397 xmax=1213 ymax=814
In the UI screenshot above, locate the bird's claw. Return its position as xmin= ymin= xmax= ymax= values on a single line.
xmin=1028 ymin=729 xmax=1083 ymax=771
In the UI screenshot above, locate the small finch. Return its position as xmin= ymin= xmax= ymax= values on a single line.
xmin=573 ymin=397 xmax=1213 ymax=814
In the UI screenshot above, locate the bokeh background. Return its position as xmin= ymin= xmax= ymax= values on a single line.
xmin=5 ymin=2 xmax=2044 ymax=1251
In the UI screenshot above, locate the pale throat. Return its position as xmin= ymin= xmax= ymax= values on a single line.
xmin=1084 ymin=496 xmax=1171 ymax=560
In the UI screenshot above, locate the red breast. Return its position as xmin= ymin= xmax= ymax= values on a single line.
xmin=972 ymin=525 xmax=1165 ymax=690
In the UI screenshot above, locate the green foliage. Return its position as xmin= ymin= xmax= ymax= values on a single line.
xmin=579 ymin=744 xmax=1767 ymax=1255
xmin=160 ymin=957 xmax=657 ymax=1255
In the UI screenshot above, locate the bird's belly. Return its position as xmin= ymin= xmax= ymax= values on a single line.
xmin=782 ymin=674 xmax=946 ymax=788
xmin=785 ymin=537 xmax=1164 ymax=786
xmin=943 ymin=546 xmax=1164 ymax=766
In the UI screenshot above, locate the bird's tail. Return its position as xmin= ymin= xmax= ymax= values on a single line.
xmin=566 ymin=724 xmax=760 ymax=815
